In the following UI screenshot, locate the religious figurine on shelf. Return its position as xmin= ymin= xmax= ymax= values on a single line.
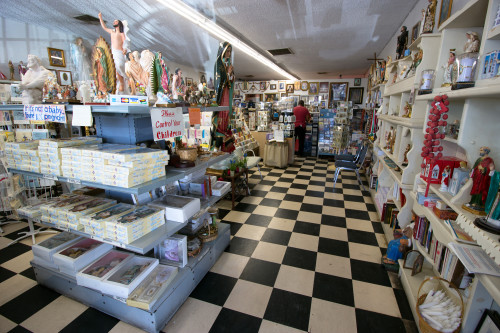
xmin=464 ymin=31 xmax=480 ymax=53
xmin=98 ymin=12 xmax=130 ymax=94
xmin=211 ymin=41 xmax=236 ymax=152
xmin=125 ymin=51 xmax=147 ymax=95
xmin=378 ymin=60 xmax=386 ymax=84
xmin=422 ymin=0 xmax=438 ymax=34
xmin=384 ymin=56 xmax=392 ymax=82
xmin=402 ymin=102 xmax=412 ymax=118
xmin=382 ymin=225 xmax=413 ymax=265
xmin=440 ymin=166 xmax=451 ymax=192
xmin=18 ymin=61 xmax=27 ymax=78
xmin=410 ymin=49 xmax=423 ymax=74
xmin=70 ymin=37 xmax=91 ymax=82
xmin=19 ymin=55 xmax=54 ymax=104
xmin=171 ymin=67 xmax=187 ymax=101
xmin=442 ymin=49 xmax=456 ymax=87
xmin=402 ymin=144 xmax=411 ymax=166
xmin=8 ymin=61 xmax=14 ymax=80
xmin=396 ymin=26 xmax=408 ymax=60
xmin=463 ymin=146 xmax=495 ymax=215
xmin=447 ymin=119 xmax=460 ymax=139
xmin=389 ymin=129 xmax=396 ymax=154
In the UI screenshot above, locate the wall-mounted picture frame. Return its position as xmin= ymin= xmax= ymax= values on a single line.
xmin=301 ymin=81 xmax=309 ymax=91
xmin=329 ymin=82 xmax=348 ymax=105
xmin=348 ymin=87 xmax=364 ymax=104
xmin=57 ymin=70 xmax=72 ymax=86
xmin=294 ymin=81 xmax=301 ymax=91
xmin=319 ymin=82 xmax=329 ymax=94
xmin=10 ymin=84 xmax=22 ymax=102
xmin=47 ymin=47 xmax=66 ymax=67
xmin=278 ymin=81 xmax=286 ymax=92
xmin=264 ymin=93 xmax=277 ymax=102
xmin=474 ymin=309 xmax=500 ymax=333
xmin=411 ymin=22 xmax=421 ymax=44
xmin=308 ymin=82 xmax=319 ymax=95
xmin=260 ymin=81 xmax=267 ymax=90
xmin=438 ymin=0 xmax=453 ymax=28
xmin=199 ymin=72 xmax=207 ymax=84
xmin=186 ymin=78 xmax=193 ymax=86
xmin=286 ymin=84 xmax=294 ymax=94
xmin=269 ymin=83 xmax=277 ymax=91
xmin=403 ymin=250 xmax=424 ymax=276
xmin=280 ymin=92 xmax=287 ymax=98
xmin=354 ymin=78 xmax=362 ymax=86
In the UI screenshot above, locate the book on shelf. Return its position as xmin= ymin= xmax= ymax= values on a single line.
xmin=383 ymin=201 xmax=397 ymax=225
xmin=448 ymin=243 xmax=500 ymax=277
xmin=444 ymin=219 xmax=476 ymax=245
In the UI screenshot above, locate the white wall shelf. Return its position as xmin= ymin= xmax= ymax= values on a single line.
xmin=377 ymin=114 xmax=424 ymax=128
xmin=438 ymin=0 xmax=488 ymax=31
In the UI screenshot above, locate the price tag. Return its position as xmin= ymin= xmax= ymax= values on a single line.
xmin=43 ymin=174 xmax=58 ymax=181
xmin=67 ymin=178 xmax=81 ymax=184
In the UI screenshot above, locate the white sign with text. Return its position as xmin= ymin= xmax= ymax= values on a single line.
xmin=150 ymin=107 xmax=185 ymax=141
xmin=23 ymin=104 xmax=66 ymax=123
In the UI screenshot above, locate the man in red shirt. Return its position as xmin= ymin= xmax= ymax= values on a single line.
xmin=293 ymin=100 xmax=311 ymax=157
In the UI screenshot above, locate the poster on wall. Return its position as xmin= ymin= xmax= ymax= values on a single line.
xmin=150 ymin=107 xmax=185 ymax=141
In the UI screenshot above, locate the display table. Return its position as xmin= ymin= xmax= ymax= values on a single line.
xmin=207 ymin=168 xmax=249 ymax=209
xmin=264 ymin=141 xmax=289 ymax=168
xmin=250 ymin=131 xmax=294 ymax=164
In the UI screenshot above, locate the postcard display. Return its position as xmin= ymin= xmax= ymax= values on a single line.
xmin=367 ymin=1 xmax=500 ymax=332
xmin=1 ymin=105 xmax=232 ymax=332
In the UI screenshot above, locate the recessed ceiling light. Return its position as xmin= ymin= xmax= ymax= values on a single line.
xmin=317 ymin=72 xmax=328 ymax=75
xmin=267 ymin=48 xmax=294 ymax=56
xmin=73 ymin=14 xmax=101 ymax=24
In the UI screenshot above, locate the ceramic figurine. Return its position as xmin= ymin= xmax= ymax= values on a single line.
xmin=402 ymin=144 xmax=411 ymax=166
xmin=440 ymin=166 xmax=451 ymax=192
xmin=463 ymin=146 xmax=495 ymax=214
xmin=92 ymin=36 xmax=116 ymax=101
xmin=98 ymin=12 xmax=130 ymax=94
xmin=19 ymin=55 xmax=54 ymax=104
xmin=18 ymin=61 xmax=27 ymax=78
xmin=402 ymin=102 xmax=412 ymax=118
xmin=464 ymin=31 xmax=480 ymax=53
xmin=8 ymin=61 xmax=14 ymax=80
xmin=171 ymin=67 xmax=187 ymax=101
xmin=442 ymin=49 xmax=456 ymax=87
xmin=139 ymin=49 xmax=155 ymax=101
xmin=396 ymin=26 xmax=408 ymax=60
xmin=384 ymin=56 xmax=392 ymax=82
xmin=422 ymin=0 xmax=438 ymax=34
xmin=382 ymin=226 xmax=413 ymax=264
xmin=70 ymin=37 xmax=91 ymax=81
xmin=125 ymin=51 xmax=147 ymax=95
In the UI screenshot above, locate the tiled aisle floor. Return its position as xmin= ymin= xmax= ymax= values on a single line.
xmin=0 ymin=157 xmax=417 ymax=333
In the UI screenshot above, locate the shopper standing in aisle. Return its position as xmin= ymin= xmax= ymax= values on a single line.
xmin=293 ymin=100 xmax=311 ymax=157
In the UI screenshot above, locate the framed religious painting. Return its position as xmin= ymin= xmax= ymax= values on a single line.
xmin=319 ymin=82 xmax=329 ymax=94
xmin=348 ymin=87 xmax=364 ymax=104
xmin=354 ymin=78 xmax=361 ymax=86
xmin=328 ymin=82 xmax=348 ymax=105
xmin=300 ymin=81 xmax=309 ymax=91
xmin=294 ymin=81 xmax=301 ymax=91
xmin=278 ymin=81 xmax=286 ymax=92
xmin=280 ymin=92 xmax=287 ymax=99
xmin=438 ymin=0 xmax=453 ymax=27
xmin=286 ymin=84 xmax=294 ymax=94
xmin=47 ymin=47 xmax=66 ymax=67
xmin=57 ymin=70 xmax=72 ymax=86
xmin=411 ymin=22 xmax=421 ymax=43
xmin=186 ymin=78 xmax=193 ymax=86
xmin=260 ymin=81 xmax=267 ymax=90
xmin=269 ymin=84 xmax=277 ymax=91
xmin=308 ymin=82 xmax=319 ymax=95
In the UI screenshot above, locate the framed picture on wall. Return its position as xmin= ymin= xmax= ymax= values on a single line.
xmin=438 ymin=0 xmax=453 ymax=27
xmin=301 ymin=81 xmax=309 ymax=91
xmin=348 ymin=87 xmax=364 ymax=104
xmin=328 ymin=82 xmax=348 ymax=105
xmin=186 ymin=78 xmax=193 ymax=86
xmin=278 ymin=81 xmax=286 ymax=92
xmin=319 ymin=82 xmax=329 ymax=94
xmin=294 ymin=81 xmax=301 ymax=90
xmin=47 ymin=47 xmax=66 ymax=67
xmin=308 ymin=82 xmax=319 ymax=95
xmin=269 ymin=84 xmax=277 ymax=90
xmin=260 ymin=81 xmax=267 ymax=90
xmin=57 ymin=70 xmax=72 ymax=86
xmin=354 ymin=78 xmax=361 ymax=86
xmin=286 ymin=84 xmax=294 ymax=94
xmin=280 ymin=92 xmax=287 ymax=98
xmin=411 ymin=22 xmax=421 ymax=43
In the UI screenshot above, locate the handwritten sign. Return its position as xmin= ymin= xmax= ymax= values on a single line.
xmin=150 ymin=107 xmax=185 ymax=141
xmin=23 ymin=104 xmax=66 ymax=123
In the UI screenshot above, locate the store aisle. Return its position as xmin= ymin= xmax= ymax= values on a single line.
xmin=0 ymin=157 xmax=417 ymax=333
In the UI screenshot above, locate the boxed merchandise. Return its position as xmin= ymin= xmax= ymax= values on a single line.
xmin=76 ymin=250 xmax=133 ymax=291
xmin=157 ymin=234 xmax=188 ymax=268
xmin=64 ymin=198 xmax=117 ymax=229
xmin=102 ymin=256 xmax=159 ymax=298
xmin=420 ymin=156 xmax=464 ymax=184
xmin=32 ymin=232 xmax=82 ymax=263
xmin=105 ymin=206 xmax=165 ymax=244
xmin=53 ymin=238 xmax=113 ymax=276
xmin=211 ymin=181 xmax=231 ymax=196
xmin=126 ymin=264 xmax=179 ymax=310
xmin=101 ymin=147 xmax=168 ymax=163
xmin=17 ymin=198 xmax=59 ymax=218
xmin=71 ymin=186 xmax=105 ymax=196
xmin=148 ymin=195 xmax=201 ymax=223
xmin=80 ymin=203 xmax=135 ymax=238
xmin=433 ymin=206 xmax=458 ymax=220
xmin=416 ymin=192 xmax=440 ymax=205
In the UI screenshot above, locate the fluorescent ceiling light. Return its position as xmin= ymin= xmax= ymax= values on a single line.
xmin=156 ymin=0 xmax=299 ymax=81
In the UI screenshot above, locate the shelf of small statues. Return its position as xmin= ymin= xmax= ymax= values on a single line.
xmin=408 ymin=33 xmax=441 ymax=51
xmin=384 ymin=75 xmax=415 ymax=96
xmin=377 ymin=114 xmax=424 ymax=128
xmin=488 ymin=24 xmax=500 ymax=40
xmin=377 ymin=150 xmax=412 ymax=190
xmin=438 ymin=0 xmax=488 ymax=31
xmin=415 ymin=82 xmax=500 ymax=101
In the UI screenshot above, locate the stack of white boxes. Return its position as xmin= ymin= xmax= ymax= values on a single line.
xmin=4 ymin=141 xmax=40 ymax=172
xmin=105 ymin=206 xmax=165 ymax=244
xmin=80 ymin=203 xmax=135 ymax=238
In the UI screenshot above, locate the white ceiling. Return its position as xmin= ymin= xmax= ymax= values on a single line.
xmin=0 ymin=0 xmax=419 ymax=80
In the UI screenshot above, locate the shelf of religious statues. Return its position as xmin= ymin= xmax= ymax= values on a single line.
xmin=488 ymin=24 xmax=500 ymax=40
xmin=377 ymin=114 xmax=424 ymax=129
xmin=408 ymin=33 xmax=441 ymax=52
xmin=438 ymin=0 xmax=488 ymax=31
xmin=415 ymin=79 xmax=500 ymax=100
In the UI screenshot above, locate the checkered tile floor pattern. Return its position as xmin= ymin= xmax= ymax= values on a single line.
xmin=0 ymin=157 xmax=417 ymax=333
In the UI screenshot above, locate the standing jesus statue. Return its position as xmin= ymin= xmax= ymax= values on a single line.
xmin=98 ymin=12 xmax=130 ymax=94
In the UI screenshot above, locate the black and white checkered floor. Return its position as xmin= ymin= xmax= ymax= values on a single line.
xmin=0 ymin=157 xmax=417 ymax=333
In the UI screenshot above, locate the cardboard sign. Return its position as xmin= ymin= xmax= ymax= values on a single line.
xmin=188 ymin=108 xmax=201 ymax=125
xmin=72 ymin=105 xmax=93 ymax=126
xmin=151 ymin=107 xmax=185 ymax=141
xmin=23 ymin=104 xmax=66 ymax=123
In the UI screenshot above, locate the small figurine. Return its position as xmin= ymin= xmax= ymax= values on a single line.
xmin=70 ymin=37 xmax=92 ymax=81
xmin=389 ymin=129 xmax=396 ymax=154
xmin=410 ymin=49 xmax=423 ymax=73
xmin=384 ymin=56 xmax=392 ymax=82
xmin=171 ymin=67 xmax=187 ymax=100
xmin=402 ymin=144 xmax=411 ymax=166
xmin=385 ymin=126 xmax=394 ymax=150
xmin=19 ymin=55 xmax=54 ymax=104
xmin=0 ymin=71 xmax=6 ymax=80
xmin=464 ymin=31 xmax=480 ymax=53
xmin=18 ymin=61 xmax=27 ymax=77
xmin=442 ymin=49 xmax=456 ymax=87
xmin=440 ymin=166 xmax=451 ymax=192
xmin=396 ymin=26 xmax=408 ymax=60
xmin=422 ymin=0 xmax=438 ymax=34
xmin=382 ymin=225 xmax=413 ymax=265
xmin=464 ymin=146 xmax=495 ymax=214
xmin=402 ymin=102 xmax=412 ymax=118
xmin=447 ymin=119 xmax=460 ymax=139
xmin=8 ymin=61 xmax=15 ymax=80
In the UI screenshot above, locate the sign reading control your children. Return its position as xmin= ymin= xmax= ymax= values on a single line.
xmin=150 ymin=107 xmax=185 ymax=141
xmin=23 ymin=104 xmax=66 ymax=123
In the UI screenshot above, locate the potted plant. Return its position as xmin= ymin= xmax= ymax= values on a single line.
xmin=229 ymin=159 xmax=237 ymax=177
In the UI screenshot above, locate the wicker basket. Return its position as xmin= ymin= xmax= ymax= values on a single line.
xmin=198 ymin=225 xmax=218 ymax=243
xmin=177 ymin=148 xmax=198 ymax=161
xmin=416 ymin=277 xmax=464 ymax=333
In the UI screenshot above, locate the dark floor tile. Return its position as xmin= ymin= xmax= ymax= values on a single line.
xmin=282 ymin=247 xmax=317 ymax=271
xmin=394 ymin=288 xmax=414 ymax=320
xmin=190 ymin=272 xmax=237 ymax=306
xmin=341 ymin=174 xmax=357 ymax=180
xmin=362 ymin=190 xmax=372 ymax=197
xmin=350 ymin=259 xmax=391 ymax=287
xmin=0 ymin=266 xmax=16 ymax=283
xmin=250 ymin=174 xmax=262 ymax=180
xmin=300 ymin=203 xmax=322 ymax=213
xmin=293 ymin=221 xmax=320 ymax=236
xmin=218 ymin=208 xmax=231 ymax=220
xmin=290 ymin=183 xmax=307 ymax=190
xmin=240 ymin=258 xmax=281 ymax=287
xmin=347 ymin=229 xmax=379 ymax=246
xmin=312 ymin=172 xmax=326 ymax=177
xmin=2 ymin=226 xmax=30 ymax=240
xmin=323 ymin=199 xmax=344 ymax=208
xmin=234 ymin=203 xmax=258 ymax=214
xmin=366 ymin=203 xmax=377 ymax=212
xmin=313 ymin=272 xmax=354 ymax=307
xmin=344 ymin=194 xmax=365 ymax=202
xmin=342 ymin=183 xmax=361 ymax=190
xmin=305 ymin=190 xmax=324 ymax=198
xmin=259 ymin=198 xmax=282 ymax=208
xmin=277 ymin=177 xmax=294 ymax=183
xmin=345 ymin=209 xmax=370 ymax=220
xmin=0 ymin=285 xmax=60 ymax=323
xmin=225 ymin=236 xmax=259 ymax=257
xmin=249 ymin=190 xmax=267 ymax=198
xmin=283 ymin=194 xmax=303 ymax=203
xmin=318 ymin=237 xmax=349 ymax=258
xmin=403 ymin=319 xmax=419 ymax=333
xmin=296 ymin=175 xmax=311 ymax=180
xmin=284 ymin=170 xmax=298 ymax=175
xmin=332 ymin=188 xmax=343 ymax=194
xmin=60 ymin=308 xmax=119 ymax=333
xmin=245 ymin=214 xmax=272 ymax=227
xmin=316 ymin=160 xmax=329 ymax=164
xmin=261 ymin=229 xmax=291 ymax=246
xmin=260 ymin=180 xmax=276 ymax=186
xmin=8 ymin=326 xmax=32 ymax=333
xmin=372 ymin=221 xmax=384 ymax=234
xmin=264 ymin=288 xmax=311 ymax=331
xmin=355 ymin=308 xmax=406 ymax=333
xmin=274 ymin=208 xmax=299 ymax=220
xmin=315 ymin=166 xmax=328 ymax=170
xmin=19 ymin=267 xmax=36 ymax=281
xmin=224 ymin=221 xmax=243 ymax=236
xmin=209 ymin=308 xmax=261 ymax=333
xmin=260 ymin=167 xmax=272 ymax=172
xmin=270 ymin=186 xmax=288 ymax=193
xmin=267 ymin=172 xmax=282 ymax=177
xmin=309 ymin=181 xmax=325 ymax=186
xmin=321 ymin=215 xmax=347 ymax=228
